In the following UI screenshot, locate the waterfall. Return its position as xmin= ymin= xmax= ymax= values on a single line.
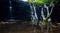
xmin=29 ymin=2 xmax=38 ymax=25
xmin=28 ymin=0 xmax=53 ymax=33
xmin=40 ymin=4 xmax=52 ymax=21
xmin=29 ymin=1 xmax=38 ymax=33
xmin=32 ymin=3 xmax=38 ymax=25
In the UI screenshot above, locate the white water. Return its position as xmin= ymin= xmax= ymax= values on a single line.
xmin=41 ymin=7 xmax=45 ymax=20
xmin=41 ymin=4 xmax=50 ymax=21
xmin=29 ymin=2 xmax=38 ymax=25
xmin=29 ymin=2 xmax=38 ymax=33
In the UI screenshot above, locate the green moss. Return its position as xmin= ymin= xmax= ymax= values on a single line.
xmin=28 ymin=0 xmax=48 ymax=4
xmin=39 ymin=21 xmax=47 ymax=26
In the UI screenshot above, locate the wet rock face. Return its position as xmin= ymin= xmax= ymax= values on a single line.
xmin=51 ymin=3 xmax=60 ymax=23
xmin=0 ymin=0 xmax=10 ymax=21
xmin=0 ymin=0 xmax=31 ymax=21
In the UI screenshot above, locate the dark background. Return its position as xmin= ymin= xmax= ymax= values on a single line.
xmin=0 ymin=0 xmax=60 ymax=23
xmin=0 ymin=0 xmax=31 ymax=21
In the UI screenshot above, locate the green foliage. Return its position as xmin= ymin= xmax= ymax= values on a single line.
xmin=28 ymin=0 xmax=59 ymax=6
xmin=28 ymin=0 xmax=48 ymax=4
xmin=39 ymin=21 xmax=47 ymax=26
xmin=49 ymin=0 xmax=59 ymax=7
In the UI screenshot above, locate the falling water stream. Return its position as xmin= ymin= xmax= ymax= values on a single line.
xmin=29 ymin=3 xmax=38 ymax=33
xmin=8 ymin=0 xmax=15 ymax=21
xmin=9 ymin=0 xmax=12 ymax=17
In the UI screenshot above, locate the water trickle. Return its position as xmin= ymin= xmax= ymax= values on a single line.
xmin=8 ymin=0 xmax=15 ymax=21
xmin=9 ymin=0 xmax=12 ymax=15
xmin=41 ymin=7 xmax=45 ymax=20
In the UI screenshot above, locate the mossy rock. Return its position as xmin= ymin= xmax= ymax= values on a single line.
xmin=39 ymin=21 xmax=48 ymax=26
